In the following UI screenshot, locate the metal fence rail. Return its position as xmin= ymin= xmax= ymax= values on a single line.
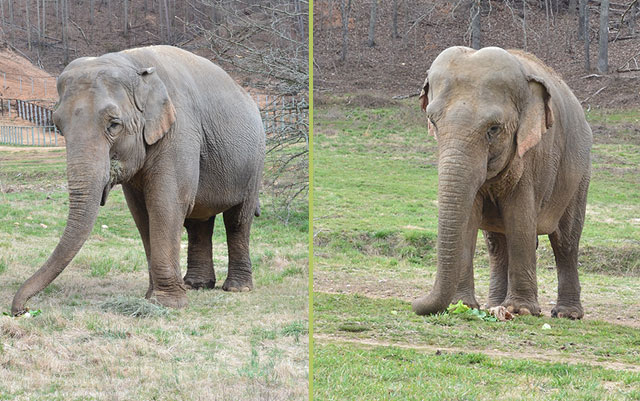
xmin=0 ymin=98 xmax=55 ymax=126
xmin=0 ymin=126 xmax=59 ymax=146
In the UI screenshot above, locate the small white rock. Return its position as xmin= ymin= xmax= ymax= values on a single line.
xmin=23 ymin=312 xmax=32 ymax=318
xmin=548 ymin=301 xmax=556 ymax=305
xmin=39 ymin=223 xmax=47 ymax=228
xmin=101 ymin=225 xmax=109 ymax=229
xmin=542 ymin=323 xmax=551 ymax=330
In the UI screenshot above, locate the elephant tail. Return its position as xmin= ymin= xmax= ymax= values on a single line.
xmin=254 ymin=201 xmax=261 ymax=217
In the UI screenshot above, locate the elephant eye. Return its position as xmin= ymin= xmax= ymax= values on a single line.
xmin=108 ymin=119 xmax=122 ymax=133
xmin=487 ymin=124 xmax=501 ymax=139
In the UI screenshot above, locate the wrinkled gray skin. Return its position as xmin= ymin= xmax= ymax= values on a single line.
xmin=12 ymin=46 xmax=265 ymax=315
xmin=413 ymin=46 xmax=592 ymax=319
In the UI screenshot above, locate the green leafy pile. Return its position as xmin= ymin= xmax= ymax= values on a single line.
xmin=446 ymin=300 xmax=498 ymax=322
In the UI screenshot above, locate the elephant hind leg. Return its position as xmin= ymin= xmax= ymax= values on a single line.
xmin=549 ymin=178 xmax=588 ymax=320
xmin=183 ymin=216 xmax=216 ymax=290
xmin=222 ymin=202 xmax=255 ymax=292
xmin=484 ymin=230 xmax=509 ymax=308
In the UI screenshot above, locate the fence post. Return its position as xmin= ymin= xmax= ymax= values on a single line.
xmin=53 ymin=126 xmax=57 ymax=146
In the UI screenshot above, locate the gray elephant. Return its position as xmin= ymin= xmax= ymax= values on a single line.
xmin=12 ymin=45 xmax=265 ymax=315
xmin=413 ymin=46 xmax=591 ymax=319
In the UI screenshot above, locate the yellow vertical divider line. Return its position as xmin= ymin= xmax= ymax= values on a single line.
xmin=308 ymin=0 xmax=315 ymax=399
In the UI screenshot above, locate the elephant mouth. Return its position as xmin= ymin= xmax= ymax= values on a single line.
xmin=100 ymin=183 xmax=112 ymax=206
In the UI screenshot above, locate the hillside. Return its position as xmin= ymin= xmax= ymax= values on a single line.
xmin=313 ymin=0 xmax=640 ymax=109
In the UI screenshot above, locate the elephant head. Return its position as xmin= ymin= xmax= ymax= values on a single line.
xmin=11 ymin=54 xmax=176 ymax=315
xmin=412 ymin=47 xmax=554 ymax=315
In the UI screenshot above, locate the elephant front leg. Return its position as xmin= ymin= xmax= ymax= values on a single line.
xmin=145 ymin=196 xmax=188 ymax=308
xmin=501 ymin=194 xmax=541 ymax=316
xmin=222 ymin=203 xmax=255 ymax=292
xmin=122 ymin=185 xmax=154 ymax=299
xmin=484 ymin=230 xmax=509 ymax=308
xmin=452 ymin=199 xmax=482 ymax=309
xmin=183 ymin=217 xmax=216 ymax=290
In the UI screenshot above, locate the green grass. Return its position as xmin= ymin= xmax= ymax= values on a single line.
xmin=315 ymin=343 xmax=640 ymax=401
xmin=0 ymin=148 xmax=308 ymax=400
xmin=314 ymin=99 xmax=640 ymax=400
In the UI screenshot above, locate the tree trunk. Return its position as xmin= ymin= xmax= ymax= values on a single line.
xmin=392 ymin=0 xmax=399 ymax=38
xmin=471 ymin=0 xmax=481 ymax=49
xmin=340 ymin=0 xmax=352 ymax=62
xmin=26 ymin=0 xmax=31 ymax=51
xmin=578 ymin=0 xmax=586 ymax=40
xmin=124 ymin=0 xmax=128 ymax=36
xmin=42 ymin=0 xmax=45 ymax=38
xmin=163 ymin=0 xmax=170 ymax=41
xmin=367 ymin=0 xmax=378 ymax=47
xmin=523 ymin=0 xmax=528 ymax=49
xmin=598 ymin=0 xmax=609 ymax=73
xmin=582 ymin=0 xmax=590 ymax=70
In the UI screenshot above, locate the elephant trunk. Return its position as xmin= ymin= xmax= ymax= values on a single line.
xmin=413 ymin=139 xmax=486 ymax=315
xmin=11 ymin=153 xmax=108 ymax=316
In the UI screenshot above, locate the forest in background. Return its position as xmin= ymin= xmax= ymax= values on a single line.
xmin=314 ymin=0 xmax=640 ymax=109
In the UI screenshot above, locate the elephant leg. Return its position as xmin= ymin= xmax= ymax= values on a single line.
xmin=484 ymin=231 xmax=509 ymax=308
xmin=183 ymin=216 xmax=216 ymax=290
xmin=452 ymin=197 xmax=482 ymax=309
xmin=122 ymin=185 xmax=154 ymax=298
xmin=222 ymin=202 xmax=255 ymax=292
xmin=144 ymin=190 xmax=188 ymax=308
xmin=548 ymin=178 xmax=588 ymax=319
xmin=501 ymin=193 xmax=541 ymax=316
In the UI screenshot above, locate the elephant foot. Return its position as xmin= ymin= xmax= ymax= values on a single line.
xmin=501 ymin=298 xmax=541 ymax=316
xmin=183 ymin=275 xmax=216 ymax=290
xmin=452 ymin=292 xmax=480 ymax=310
xmin=551 ymin=303 xmax=583 ymax=320
xmin=147 ymin=289 xmax=188 ymax=309
xmin=222 ymin=276 xmax=253 ymax=292
xmin=485 ymin=297 xmax=506 ymax=309
xmin=412 ymin=292 xmax=450 ymax=316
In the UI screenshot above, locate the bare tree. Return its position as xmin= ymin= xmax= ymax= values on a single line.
xmin=578 ymin=0 xmax=586 ymax=40
xmin=340 ymin=0 xmax=352 ymax=62
xmin=471 ymin=0 xmax=482 ymax=49
xmin=367 ymin=0 xmax=378 ymax=47
xmin=187 ymin=0 xmax=309 ymax=217
xmin=26 ymin=0 xmax=32 ymax=51
xmin=124 ymin=0 xmax=129 ymax=36
xmin=581 ymin=0 xmax=590 ymax=70
xmin=392 ymin=0 xmax=400 ymax=38
xmin=598 ymin=0 xmax=609 ymax=73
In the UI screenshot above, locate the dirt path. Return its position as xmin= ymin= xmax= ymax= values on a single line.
xmin=315 ymin=334 xmax=640 ymax=373
xmin=314 ymin=270 xmax=640 ymax=329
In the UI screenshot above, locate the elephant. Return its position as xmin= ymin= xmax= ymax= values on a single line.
xmin=11 ymin=45 xmax=265 ymax=315
xmin=413 ymin=46 xmax=592 ymax=319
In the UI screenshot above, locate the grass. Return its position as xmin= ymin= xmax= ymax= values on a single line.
xmin=313 ymin=98 xmax=640 ymax=400
xmin=0 ymin=147 xmax=308 ymax=400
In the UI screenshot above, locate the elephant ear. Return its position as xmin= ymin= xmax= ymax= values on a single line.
xmin=419 ymin=73 xmax=437 ymax=138
xmin=134 ymin=67 xmax=176 ymax=146
xmin=516 ymin=75 xmax=554 ymax=158
xmin=419 ymin=74 xmax=429 ymax=112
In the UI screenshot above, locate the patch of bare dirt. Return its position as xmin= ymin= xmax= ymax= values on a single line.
xmin=313 ymin=270 xmax=640 ymax=329
xmin=315 ymin=334 xmax=640 ymax=372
